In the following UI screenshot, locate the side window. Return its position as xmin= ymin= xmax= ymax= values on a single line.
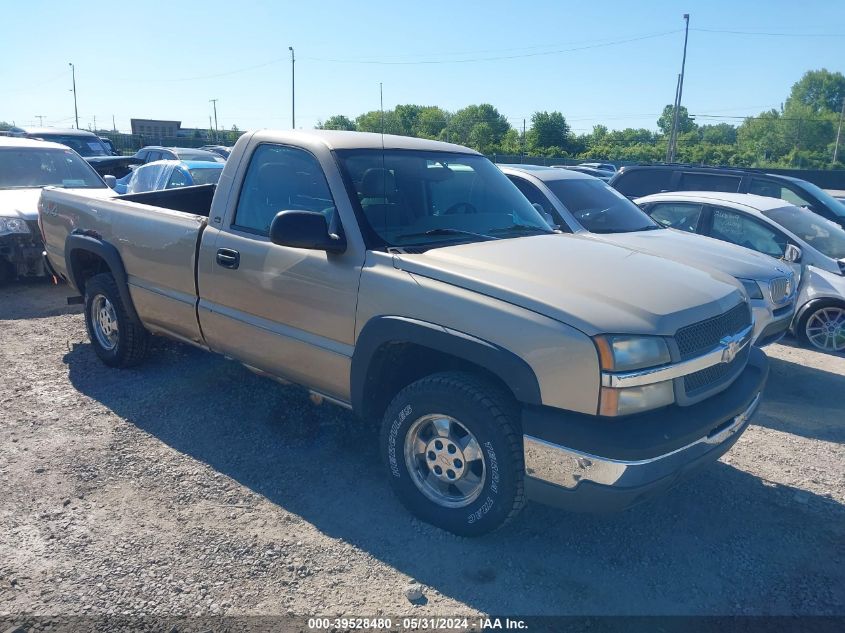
xmin=233 ymin=144 xmax=337 ymax=236
xmin=749 ymin=178 xmax=811 ymax=207
xmin=647 ymin=202 xmax=703 ymax=233
xmin=145 ymin=151 xmax=162 ymax=163
xmin=128 ymin=164 xmax=162 ymax=193
xmin=612 ymin=169 xmax=673 ymax=198
xmin=709 ymin=206 xmax=788 ymax=258
xmin=679 ymin=172 xmax=741 ymax=192
xmin=508 ymin=176 xmax=569 ymax=232
xmin=167 ymin=168 xmax=190 ymax=189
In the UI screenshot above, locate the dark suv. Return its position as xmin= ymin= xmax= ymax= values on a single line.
xmin=609 ymin=165 xmax=845 ymax=229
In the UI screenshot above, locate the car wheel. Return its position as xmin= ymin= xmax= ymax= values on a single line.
xmin=84 ymin=273 xmax=150 ymax=367
xmin=798 ymin=301 xmax=845 ymax=353
xmin=380 ymin=371 xmax=525 ymax=536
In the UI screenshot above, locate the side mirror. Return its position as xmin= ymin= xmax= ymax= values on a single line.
xmin=783 ymin=243 xmax=802 ymax=263
xmin=103 ymin=175 xmax=117 ymax=189
xmin=530 ymin=203 xmax=554 ymax=226
xmin=269 ymin=210 xmax=346 ymax=253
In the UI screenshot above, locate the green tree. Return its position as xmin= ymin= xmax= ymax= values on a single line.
xmin=0 ymin=121 xmax=13 ymax=131
xmin=526 ymin=111 xmax=571 ymax=151
xmin=355 ymin=110 xmax=403 ymax=134
xmin=786 ymin=69 xmax=845 ymax=114
xmin=318 ymin=115 xmax=357 ymax=131
xmin=657 ymin=104 xmax=697 ymax=136
xmin=699 ymin=123 xmax=737 ymax=145
xmin=415 ymin=106 xmax=450 ymax=139
xmin=441 ymin=104 xmax=510 ymax=150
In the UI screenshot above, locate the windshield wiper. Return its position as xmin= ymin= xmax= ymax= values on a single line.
xmin=393 ymin=228 xmax=499 ymax=242
xmin=487 ymin=223 xmax=554 ymax=235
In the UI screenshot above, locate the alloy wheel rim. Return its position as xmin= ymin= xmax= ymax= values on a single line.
xmin=404 ymin=414 xmax=486 ymax=508
xmin=91 ymin=294 xmax=119 ymax=351
xmin=805 ymin=307 xmax=845 ymax=352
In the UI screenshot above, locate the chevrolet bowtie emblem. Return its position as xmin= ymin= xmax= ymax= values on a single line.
xmin=720 ymin=336 xmax=742 ymax=363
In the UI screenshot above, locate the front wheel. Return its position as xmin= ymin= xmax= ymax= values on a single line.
xmin=380 ymin=372 xmax=525 ymax=536
xmin=798 ymin=301 xmax=845 ymax=353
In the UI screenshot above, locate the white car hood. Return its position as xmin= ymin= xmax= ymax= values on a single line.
xmin=583 ymin=228 xmax=793 ymax=282
xmin=393 ymin=233 xmax=745 ymax=336
xmin=0 ymin=187 xmax=116 ymax=221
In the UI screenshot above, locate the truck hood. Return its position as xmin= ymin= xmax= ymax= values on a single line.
xmin=393 ymin=234 xmax=745 ymax=336
xmin=0 ymin=187 xmax=116 ymax=221
xmin=582 ymin=228 xmax=793 ymax=282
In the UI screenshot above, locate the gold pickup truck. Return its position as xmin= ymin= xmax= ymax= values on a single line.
xmin=39 ymin=130 xmax=768 ymax=535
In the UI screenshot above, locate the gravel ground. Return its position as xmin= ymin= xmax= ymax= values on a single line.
xmin=1 ymin=279 xmax=843 ymax=617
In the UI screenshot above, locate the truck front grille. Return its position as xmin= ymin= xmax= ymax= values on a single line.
xmin=675 ymin=301 xmax=752 ymax=398
xmin=684 ymin=343 xmax=750 ymax=396
xmin=675 ymin=301 xmax=751 ymax=360
xmin=769 ymin=276 xmax=792 ymax=305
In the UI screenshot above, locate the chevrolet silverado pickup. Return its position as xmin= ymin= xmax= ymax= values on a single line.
xmin=40 ymin=130 xmax=768 ymax=535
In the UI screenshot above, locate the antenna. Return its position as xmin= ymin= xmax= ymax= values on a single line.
xmin=379 ymin=82 xmax=387 ymax=230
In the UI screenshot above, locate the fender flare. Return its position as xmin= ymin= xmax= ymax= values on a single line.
xmin=350 ymin=315 xmax=543 ymax=415
xmin=794 ymin=296 xmax=845 ymax=329
xmin=64 ymin=232 xmax=141 ymax=325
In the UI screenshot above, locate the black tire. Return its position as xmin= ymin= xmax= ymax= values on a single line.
xmin=796 ymin=299 xmax=845 ymax=354
xmin=380 ymin=371 xmax=525 ymax=536
xmin=84 ymin=273 xmax=150 ymax=367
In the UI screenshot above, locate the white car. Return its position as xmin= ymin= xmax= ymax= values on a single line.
xmin=637 ymin=191 xmax=845 ymax=354
xmin=501 ymin=165 xmax=797 ymax=347
xmin=0 ymin=137 xmax=116 ymax=284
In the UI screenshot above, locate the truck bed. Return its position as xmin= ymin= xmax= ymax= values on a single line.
xmin=40 ymin=185 xmax=210 ymax=345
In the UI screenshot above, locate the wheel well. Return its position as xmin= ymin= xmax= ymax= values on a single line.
xmin=69 ymin=249 xmax=111 ymax=293
xmin=797 ymin=297 xmax=845 ymax=326
xmin=360 ymin=341 xmax=518 ymax=424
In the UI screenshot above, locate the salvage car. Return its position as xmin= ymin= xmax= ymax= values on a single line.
xmin=609 ymin=164 xmax=845 ymax=230
xmin=9 ymin=127 xmax=139 ymax=179
xmin=132 ymin=146 xmax=225 ymax=164
xmin=117 ymin=160 xmax=224 ymax=194
xmin=501 ymin=165 xmax=797 ymax=346
xmin=40 ymin=130 xmax=768 ymax=535
xmin=0 ymin=137 xmax=115 ymax=284
xmin=637 ymin=191 xmax=845 ymax=353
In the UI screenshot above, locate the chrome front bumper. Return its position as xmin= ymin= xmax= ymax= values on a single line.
xmin=522 ymin=348 xmax=768 ymax=512
xmin=525 ymin=393 xmax=759 ymax=492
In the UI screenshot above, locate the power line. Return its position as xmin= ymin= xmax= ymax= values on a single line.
xmin=692 ymin=27 xmax=845 ymax=37
xmin=302 ymin=30 xmax=683 ymax=65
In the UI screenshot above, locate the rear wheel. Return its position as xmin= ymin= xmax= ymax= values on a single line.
xmin=84 ymin=273 xmax=150 ymax=367
xmin=798 ymin=301 xmax=845 ymax=353
xmin=380 ymin=371 xmax=525 ymax=536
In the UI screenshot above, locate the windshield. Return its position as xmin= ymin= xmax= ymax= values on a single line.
xmin=0 ymin=148 xmax=106 ymax=189
xmin=764 ymin=205 xmax=845 ymax=260
xmin=797 ymin=180 xmax=845 ymax=218
xmin=32 ymin=134 xmax=110 ymax=157
xmin=188 ymin=167 xmax=223 ymax=186
xmin=545 ymin=178 xmax=660 ymax=233
xmin=336 ymin=150 xmax=553 ymax=247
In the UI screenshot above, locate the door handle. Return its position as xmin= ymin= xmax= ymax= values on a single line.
xmin=216 ymin=248 xmax=240 ymax=269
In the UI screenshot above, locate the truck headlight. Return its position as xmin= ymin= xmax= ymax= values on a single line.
xmin=594 ymin=335 xmax=674 ymax=416
xmin=0 ymin=218 xmax=31 ymax=237
xmin=738 ymin=278 xmax=764 ymax=300
xmin=594 ymin=334 xmax=671 ymax=372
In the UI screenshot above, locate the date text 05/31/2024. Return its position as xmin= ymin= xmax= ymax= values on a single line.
xmin=307 ymin=617 xmax=529 ymax=630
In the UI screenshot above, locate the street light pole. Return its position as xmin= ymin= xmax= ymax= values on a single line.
xmin=209 ymin=99 xmax=219 ymax=143
xmin=289 ymin=46 xmax=296 ymax=129
xmin=68 ymin=62 xmax=79 ymax=129
xmin=834 ymin=96 xmax=845 ymax=165
xmin=668 ymin=14 xmax=690 ymax=163
xmin=35 ymin=115 xmax=44 ymax=126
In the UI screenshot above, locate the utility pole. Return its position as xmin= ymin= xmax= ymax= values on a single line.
xmin=834 ymin=96 xmax=845 ymax=165
xmin=112 ymin=115 xmax=117 ymax=132
xmin=209 ymin=99 xmax=219 ymax=143
xmin=93 ymin=115 xmax=97 ymax=132
xmin=379 ymin=82 xmax=384 ymax=133
xmin=668 ymin=14 xmax=690 ymax=163
xmin=289 ymin=46 xmax=296 ymax=129
xmin=522 ymin=118 xmax=526 ymax=162
xmin=68 ymin=62 xmax=79 ymax=129
xmin=209 ymin=115 xmax=214 ymax=142
xmin=35 ymin=115 xmax=44 ymax=126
